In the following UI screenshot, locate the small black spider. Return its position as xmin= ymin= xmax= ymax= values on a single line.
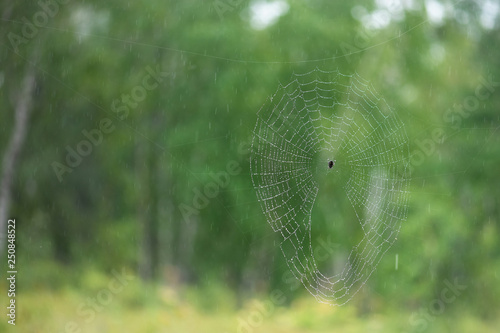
xmin=328 ymin=160 xmax=335 ymax=169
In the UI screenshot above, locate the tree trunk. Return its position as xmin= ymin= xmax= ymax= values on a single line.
xmin=138 ymin=129 xmax=160 ymax=281
xmin=0 ymin=62 xmax=36 ymax=256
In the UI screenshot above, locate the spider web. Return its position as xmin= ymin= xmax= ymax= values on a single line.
xmin=250 ymin=68 xmax=410 ymax=306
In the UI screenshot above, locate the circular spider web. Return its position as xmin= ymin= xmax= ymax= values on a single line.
xmin=250 ymin=68 xmax=410 ymax=306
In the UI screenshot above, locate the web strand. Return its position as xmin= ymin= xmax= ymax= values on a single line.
xmin=250 ymin=68 xmax=410 ymax=306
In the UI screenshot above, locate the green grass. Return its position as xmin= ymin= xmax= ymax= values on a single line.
xmin=1 ymin=268 xmax=499 ymax=333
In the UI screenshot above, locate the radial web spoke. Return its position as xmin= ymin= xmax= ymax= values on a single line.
xmin=250 ymin=68 xmax=410 ymax=306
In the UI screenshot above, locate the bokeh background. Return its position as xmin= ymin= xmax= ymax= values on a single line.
xmin=1 ymin=0 xmax=500 ymax=332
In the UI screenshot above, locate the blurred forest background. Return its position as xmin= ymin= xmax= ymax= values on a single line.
xmin=1 ymin=0 xmax=500 ymax=332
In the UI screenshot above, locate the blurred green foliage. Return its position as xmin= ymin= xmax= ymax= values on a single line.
xmin=1 ymin=0 xmax=500 ymax=331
